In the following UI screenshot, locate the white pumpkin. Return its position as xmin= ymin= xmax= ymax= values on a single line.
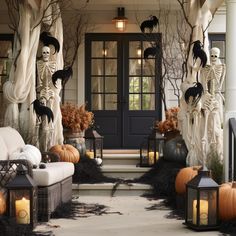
xmin=10 ymin=145 xmax=41 ymax=166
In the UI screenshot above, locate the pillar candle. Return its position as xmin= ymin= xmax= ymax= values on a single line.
xmin=15 ymin=197 xmax=30 ymax=224
xmin=148 ymin=151 xmax=159 ymax=165
xmin=86 ymin=151 xmax=94 ymax=159
xmin=192 ymin=199 xmax=208 ymax=225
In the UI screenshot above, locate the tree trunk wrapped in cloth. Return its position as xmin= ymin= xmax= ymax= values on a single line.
xmin=3 ymin=0 xmax=64 ymax=149
xmin=177 ymin=0 xmax=224 ymax=166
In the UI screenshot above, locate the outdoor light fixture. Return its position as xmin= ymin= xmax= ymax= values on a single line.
xmin=6 ymin=165 xmax=37 ymax=230
xmin=84 ymin=126 xmax=103 ymax=161
xmin=112 ymin=7 xmax=128 ymax=32
xmin=185 ymin=166 xmax=220 ymax=231
xmin=140 ymin=127 xmax=165 ymax=167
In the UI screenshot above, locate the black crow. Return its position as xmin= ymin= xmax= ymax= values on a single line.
xmin=52 ymin=66 xmax=73 ymax=88
xmin=40 ymin=31 xmax=60 ymax=54
xmin=192 ymin=40 xmax=207 ymax=68
xmin=144 ymin=45 xmax=159 ymax=59
xmin=32 ymin=99 xmax=54 ymax=123
xmin=184 ymin=82 xmax=204 ymax=105
xmin=140 ymin=16 xmax=159 ymax=33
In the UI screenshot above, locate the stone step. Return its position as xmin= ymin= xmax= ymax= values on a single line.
xmin=72 ymin=183 xmax=152 ymax=196
xmin=101 ymin=164 xmax=150 ymax=179
xmin=102 ymin=153 xmax=140 ymax=166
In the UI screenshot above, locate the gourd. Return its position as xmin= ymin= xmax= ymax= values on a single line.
xmin=0 ymin=192 xmax=6 ymax=215
xmin=49 ymin=144 xmax=80 ymax=163
xmin=164 ymin=136 xmax=188 ymax=163
xmin=219 ymin=182 xmax=236 ymax=221
xmin=175 ymin=166 xmax=200 ymax=194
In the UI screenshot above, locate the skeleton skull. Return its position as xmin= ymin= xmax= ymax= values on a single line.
xmin=210 ymin=47 xmax=220 ymax=65
xmin=42 ymin=46 xmax=50 ymax=62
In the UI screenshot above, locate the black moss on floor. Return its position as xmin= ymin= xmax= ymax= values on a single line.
xmin=135 ymin=158 xmax=186 ymax=203
xmin=0 ymin=216 xmax=54 ymax=236
xmin=72 ymin=155 xmax=117 ymax=184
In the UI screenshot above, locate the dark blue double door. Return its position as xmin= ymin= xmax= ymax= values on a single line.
xmin=85 ymin=33 xmax=162 ymax=149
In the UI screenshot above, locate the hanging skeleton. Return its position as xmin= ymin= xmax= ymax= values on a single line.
xmin=201 ymin=47 xmax=226 ymax=161
xmin=36 ymin=45 xmax=57 ymax=151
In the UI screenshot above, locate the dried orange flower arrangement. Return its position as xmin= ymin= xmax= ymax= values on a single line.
xmin=61 ymin=103 xmax=94 ymax=132
xmin=156 ymin=107 xmax=180 ymax=134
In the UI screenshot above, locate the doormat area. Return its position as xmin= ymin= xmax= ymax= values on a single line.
xmin=103 ymin=149 xmax=139 ymax=154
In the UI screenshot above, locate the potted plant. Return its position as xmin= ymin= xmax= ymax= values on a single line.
xmin=60 ymin=103 xmax=94 ymax=155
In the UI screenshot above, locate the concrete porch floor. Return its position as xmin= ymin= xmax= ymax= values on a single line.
xmin=35 ymin=195 xmax=220 ymax=236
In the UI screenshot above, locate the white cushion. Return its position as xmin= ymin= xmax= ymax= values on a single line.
xmin=32 ymin=162 xmax=74 ymax=186
xmin=0 ymin=127 xmax=25 ymax=155
xmin=0 ymin=136 xmax=9 ymax=160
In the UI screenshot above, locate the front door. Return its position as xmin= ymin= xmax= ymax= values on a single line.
xmin=85 ymin=33 xmax=162 ymax=149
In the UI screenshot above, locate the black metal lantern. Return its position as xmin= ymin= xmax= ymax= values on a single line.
xmin=185 ymin=166 xmax=219 ymax=231
xmin=140 ymin=127 xmax=165 ymax=167
xmin=6 ymin=165 xmax=37 ymax=230
xmin=84 ymin=127 xmax=103 ymax=160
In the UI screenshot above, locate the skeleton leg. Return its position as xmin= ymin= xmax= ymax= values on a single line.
xmin=202 ymin=110 xmax=209 ymax=166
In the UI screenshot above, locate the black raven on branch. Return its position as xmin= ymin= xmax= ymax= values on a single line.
xmin=144 ymin=45 xmax=159 ymax=59
xmin=40 ymin=31 xmax=60 ymax=54
xmin=184 ymin=82 xmax=204 ymax=105
xmin=32 ymin=99 xmax=54 ymax=124
xmin=52 ymin=66 xmax=73 ymax=88
xmin=192 ymin=40 xmax=207 ymax=68
xmin=140 ymin=16 xmax=159 ymax=33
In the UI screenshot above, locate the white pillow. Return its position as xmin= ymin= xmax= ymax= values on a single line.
xmin=10 ymin=145 xmax=41 ymax=166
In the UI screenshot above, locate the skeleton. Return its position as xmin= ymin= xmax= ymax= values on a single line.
xmin=37 ymin=46 xmax=56 ymax=106
xmin=36 ymin=46 xmax=57 ymax=151
xmin=201 ymin=47 xmax=226 ymax=162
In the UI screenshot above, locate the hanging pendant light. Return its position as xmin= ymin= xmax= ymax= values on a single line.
xmin=112 ymin=7 xmax=128 ymax=32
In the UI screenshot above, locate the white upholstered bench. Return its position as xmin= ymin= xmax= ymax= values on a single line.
xmin=0 ymin=127 xmax=74 ymax=221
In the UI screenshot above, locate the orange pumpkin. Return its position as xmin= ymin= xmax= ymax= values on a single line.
xmin=219 ymin=182 xmax=236 ymax=221
xmin=0 ymin=192 xmax=6 ymax=215
xmin=49 ymin=144 xmax=80 ymax=163
xmin=175 ymin=166 xmax=201 ymax=194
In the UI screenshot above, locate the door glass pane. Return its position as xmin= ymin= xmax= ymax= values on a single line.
xmin=143 ymin=77 xmax=155 ymax=93
xmin=129 ymin=94 xmax=141 ymax=110
xmin=105 ymin=41 xmax=117 ymax=57
xmin=129 ymin=41 xmax=142 ymax=58
xmin=105 ymin=94 xmax=117 ymax=110
xmin=129 ymin=77 xmax=141 ymax=93
xmin=91 ymin=77 xmax=104 ymax=92
xmin=129 ymin=59 xmax=141 ymax=75
xmin=105 ymin=59 xmax=117 ymax=75
xmin=143 ymin=59 xmax=155 ymax=75
xmin=142 ymin=94 xmax=155 ymax=110
xmin=92 ymin=59 xmax=103 ymax=75
xmin=92 ymin=94 xmax=104 ymax=110
xmin=105 ymin=77 xmax=117 ymax=92
xmin=92 ymin=41 xmax=103 ymax=57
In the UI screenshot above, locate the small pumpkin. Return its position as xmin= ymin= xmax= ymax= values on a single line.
xmin=49 ymin=144 xmax=80 ymax=163
xmin=219 ymin=182 xmax=236 ymax=221
xmin=175 ymin=166 xmax=201 ymax=194
xmin=0 ymin=192 xmax=6 ymax=215
xmin=163 ymin=136 xmax=188 ymax=163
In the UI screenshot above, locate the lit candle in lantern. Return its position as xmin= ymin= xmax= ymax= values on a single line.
xmin=148 ymin=151 xmax=159 ymax=165
xmin=192 ymin=200 xmax=208 ymax=225
xmin=15 ymin=197 xmax=30 ymax=224
xmin=86 ymin=151 xmax=94 ymax=159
